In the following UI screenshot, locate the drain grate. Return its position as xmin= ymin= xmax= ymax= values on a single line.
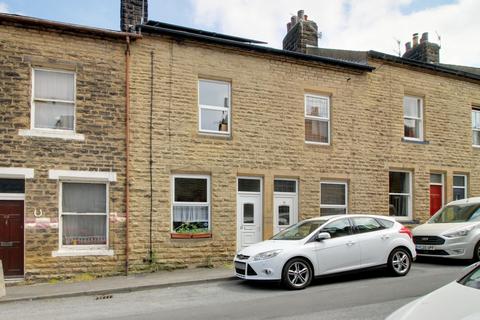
xmin=95 ymin=294 xmax=113 ymax=300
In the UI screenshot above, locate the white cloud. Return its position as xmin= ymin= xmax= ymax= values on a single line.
xmin=189 ymin=0 xmax=480 ymax=67
xmin=0 ymin=2 xmax=9 ymax=13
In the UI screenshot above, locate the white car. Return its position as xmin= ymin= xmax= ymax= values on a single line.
xmin=412 ymin=197 xmax=480 ymax=261
xmin=234 ymin=214 xmax=416 ymax=289
xmin=387 ymin=262 xmax=480 ymax=320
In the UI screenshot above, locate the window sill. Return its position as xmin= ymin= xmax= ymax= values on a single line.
xmin=473 ymin=145 xmax=480 ymax=149
xmin=401 ymin=138 xmax=429 ymax=145
xmin=305 ymin=141 xmax=330 ymax=146
xmin=197 ymin=132 xmax=232 ymax=140
xmin=170 ymin=232 xmax=212 ymax=239
xmin=52 ymin=249 xmax=114 ymax=257
xmin=19 ymin=129 xmax=85 ymax=141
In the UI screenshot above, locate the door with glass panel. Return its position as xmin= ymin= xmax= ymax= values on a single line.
xmin=237 ymin=178 xmax=262 ymax=251
xmin=274 ymin=179 xmax=298 ymax=235
xmin=430 ymin=173 xmax=444 ymax=216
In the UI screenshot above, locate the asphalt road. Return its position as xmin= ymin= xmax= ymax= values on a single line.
xmin=0 ymin=258 xmax=471 ymax=320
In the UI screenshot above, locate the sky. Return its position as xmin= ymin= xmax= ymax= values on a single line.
xmin=0 ymin=0 xmax=479 ymax=67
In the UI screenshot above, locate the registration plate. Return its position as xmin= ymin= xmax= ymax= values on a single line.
xmin=416 ymin=244 xmax=436 ymax=250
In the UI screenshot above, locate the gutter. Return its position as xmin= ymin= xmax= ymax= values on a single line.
xmin=368 ymin=50 xmax=480 ymax=82
xmin=0 ymin=13 xmax=141 ymax=40
xmin=140 ymin=24 xmax=374 ymax=72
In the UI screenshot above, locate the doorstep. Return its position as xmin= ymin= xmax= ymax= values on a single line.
xmin=0 ymin=267 xmax=235 ymax=304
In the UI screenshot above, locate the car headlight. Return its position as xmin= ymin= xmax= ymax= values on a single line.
xmin=253 ymin=249 xmax=283 ymax=261
xmin=444 ymin=226 xmax=474 ymax=238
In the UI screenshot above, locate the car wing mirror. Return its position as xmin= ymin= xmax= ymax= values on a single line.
xmin=316 ymin=232 xmax=331 ymax=241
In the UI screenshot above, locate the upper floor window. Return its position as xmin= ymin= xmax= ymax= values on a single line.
xmin=305 ymin=94 xmax=330 ymax=144
xmin=403 ymin=96 xmax=423 ymax=141
xmin=473 ymin=108 xmax=480 ymax=147
xmin=389 ymin=171 xmax=412 ymax=220
xmin=33 ymin=69 xmax=75 ymax=131
xmin=320 ymin=181 xmax=347 ymax=216
xmin=198 ymin=79 xmax=231 ymax=135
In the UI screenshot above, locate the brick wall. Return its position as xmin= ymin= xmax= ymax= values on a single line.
xmin=0 ymin=23 xmax=127 ymax=280
xmin=127 ymin=33 xmax=480 ymax=270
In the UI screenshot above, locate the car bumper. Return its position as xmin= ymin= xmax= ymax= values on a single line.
xmin=234 ymin=258 xmax=283 ymax=281
xmin=414 ymin=237 xmax=474 ymax=259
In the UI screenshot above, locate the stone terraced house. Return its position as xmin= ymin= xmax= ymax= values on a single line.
xmin=0 ymin=0 xmax=479 ymax=280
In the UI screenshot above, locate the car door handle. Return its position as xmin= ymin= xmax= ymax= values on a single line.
xmin=346 ymin=241 xmax=355 ymax=246
xmin=381 ymin=235 xmax=391 ymax=240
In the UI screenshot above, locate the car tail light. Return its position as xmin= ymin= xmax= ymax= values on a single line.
xmin=399 ymin=226 xmax=413 ymax=239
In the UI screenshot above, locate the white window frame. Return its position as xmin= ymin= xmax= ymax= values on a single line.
xmin=57 ymin=181 xmax=110 ymax=252
xmin=305 ymin=94 xmax=330 ymax=145
xmin=403 ymin=96 xmax=424 ymax=141
xmin=453 ymin=174 xmax=468 ymax=200
xmin=171 ymin=174 xmax=211 ymax=233
xmin=31 ymin=68 xmax=77 ymax=132
xmin=320 ymin=181 xmax=348 ymax=215
xmin=473 ymin=108 xmax=480 ymax=147
xmin=198 ymin=79 xmax=231 ymax=135
xmin=389 ymin=170 xmax=413 ymax=221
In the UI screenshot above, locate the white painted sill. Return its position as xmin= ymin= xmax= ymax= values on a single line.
xmin=19 ymin=129 xmax=85 ymax=141
xmin=52 ymin=249 xmax=114 ymax=257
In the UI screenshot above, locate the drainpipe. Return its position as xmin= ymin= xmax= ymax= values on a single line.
xmin=125 ymin=35 xmax=131 ymax=275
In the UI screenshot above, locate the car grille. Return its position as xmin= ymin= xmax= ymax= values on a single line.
xmin=235 ymin=261 xmax=246 ymax=275
xmin=413 ymin=236 xmax=445 ymax=245
xmin=416 ymin=249 xmax=449 ymax=256
xmin=236 ymin=254 xmax=250 ymax=260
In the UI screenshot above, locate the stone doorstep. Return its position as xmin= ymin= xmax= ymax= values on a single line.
xmin=0 ymin=268 xmax=236 ymax=304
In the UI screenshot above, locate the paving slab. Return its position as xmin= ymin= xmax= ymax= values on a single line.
xmin=0 ymin=267 xmax=235 ymax=304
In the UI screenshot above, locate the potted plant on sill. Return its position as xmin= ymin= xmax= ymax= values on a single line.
xmin=172 ymin=223 xmax=211 ymax=239
xmin=218 ymin=111 xmax=228 ymax=132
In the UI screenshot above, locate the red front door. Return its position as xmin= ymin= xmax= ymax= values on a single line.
xmin=0 ymin=200 xmax=24 ymax=277
xmin=430 ymin=185 xmax=443 ymax=216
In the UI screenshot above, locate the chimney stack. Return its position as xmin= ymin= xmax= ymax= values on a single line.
xmin=120 ymin=0 xmax=148 ymax=32
xmin=282 ymin=10 xmax=319 ymax=53
xmin=402 ymin=32 xmax=440 ymax=64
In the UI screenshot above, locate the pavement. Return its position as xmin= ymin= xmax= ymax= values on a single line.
xmin=0 ymin=267 xmax=235 ymax=304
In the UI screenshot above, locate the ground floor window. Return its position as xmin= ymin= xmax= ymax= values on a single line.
xmin=60 ymin=182 xmax=108 ymax=246
xmin=320 ymin=182 xmax=347 ymax=216
xmin=389 ymin=171 xmax=412 ymax=219
xmin=172 ymin=175 xmax=210 ymax=233
xmin=453 ymin=175 xmax=468 ymax=200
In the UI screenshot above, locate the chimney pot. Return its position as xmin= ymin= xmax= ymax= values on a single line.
xmin=297 ymin=10 xmax=304 ymax=20
xmin=287 ymin=22 xmax=292 ymax=31
xmin=291 ymin=16 xmax=297 ymax=25
xmin=412 ymin=33 xmax=419 ymax=47
xmin=420 ymin=32 xmax=428 ymax=44
xmin=405 ymin=42 xmax=411 ymax=52
xmin=304 ymin=15 xmax=308 ymax=21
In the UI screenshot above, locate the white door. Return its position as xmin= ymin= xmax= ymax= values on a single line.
xmin=274 ymin=195 xmax=297 ymax=235
xmin=273 ymin=179 xmax=298 ymax=235
xmin=237 ymin=178 xmax=263 ymax=251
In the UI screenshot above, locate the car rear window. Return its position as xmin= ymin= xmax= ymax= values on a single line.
xmin=377 ymin=218 xmax=394 ymax=228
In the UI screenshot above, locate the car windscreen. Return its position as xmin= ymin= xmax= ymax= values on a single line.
xmin=458 ymin=265 xmax=480 ymax=290
xmin=430 ymin=203 xmax=480 ymax=223
xmin=271 ymin=220 xmax=328 ymax=240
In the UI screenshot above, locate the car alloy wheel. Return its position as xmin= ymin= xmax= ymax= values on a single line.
xmin=282 ymin=258 xmax=312 ymax=290
xmin=389 ymin=248 xmax=411 ymax=276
